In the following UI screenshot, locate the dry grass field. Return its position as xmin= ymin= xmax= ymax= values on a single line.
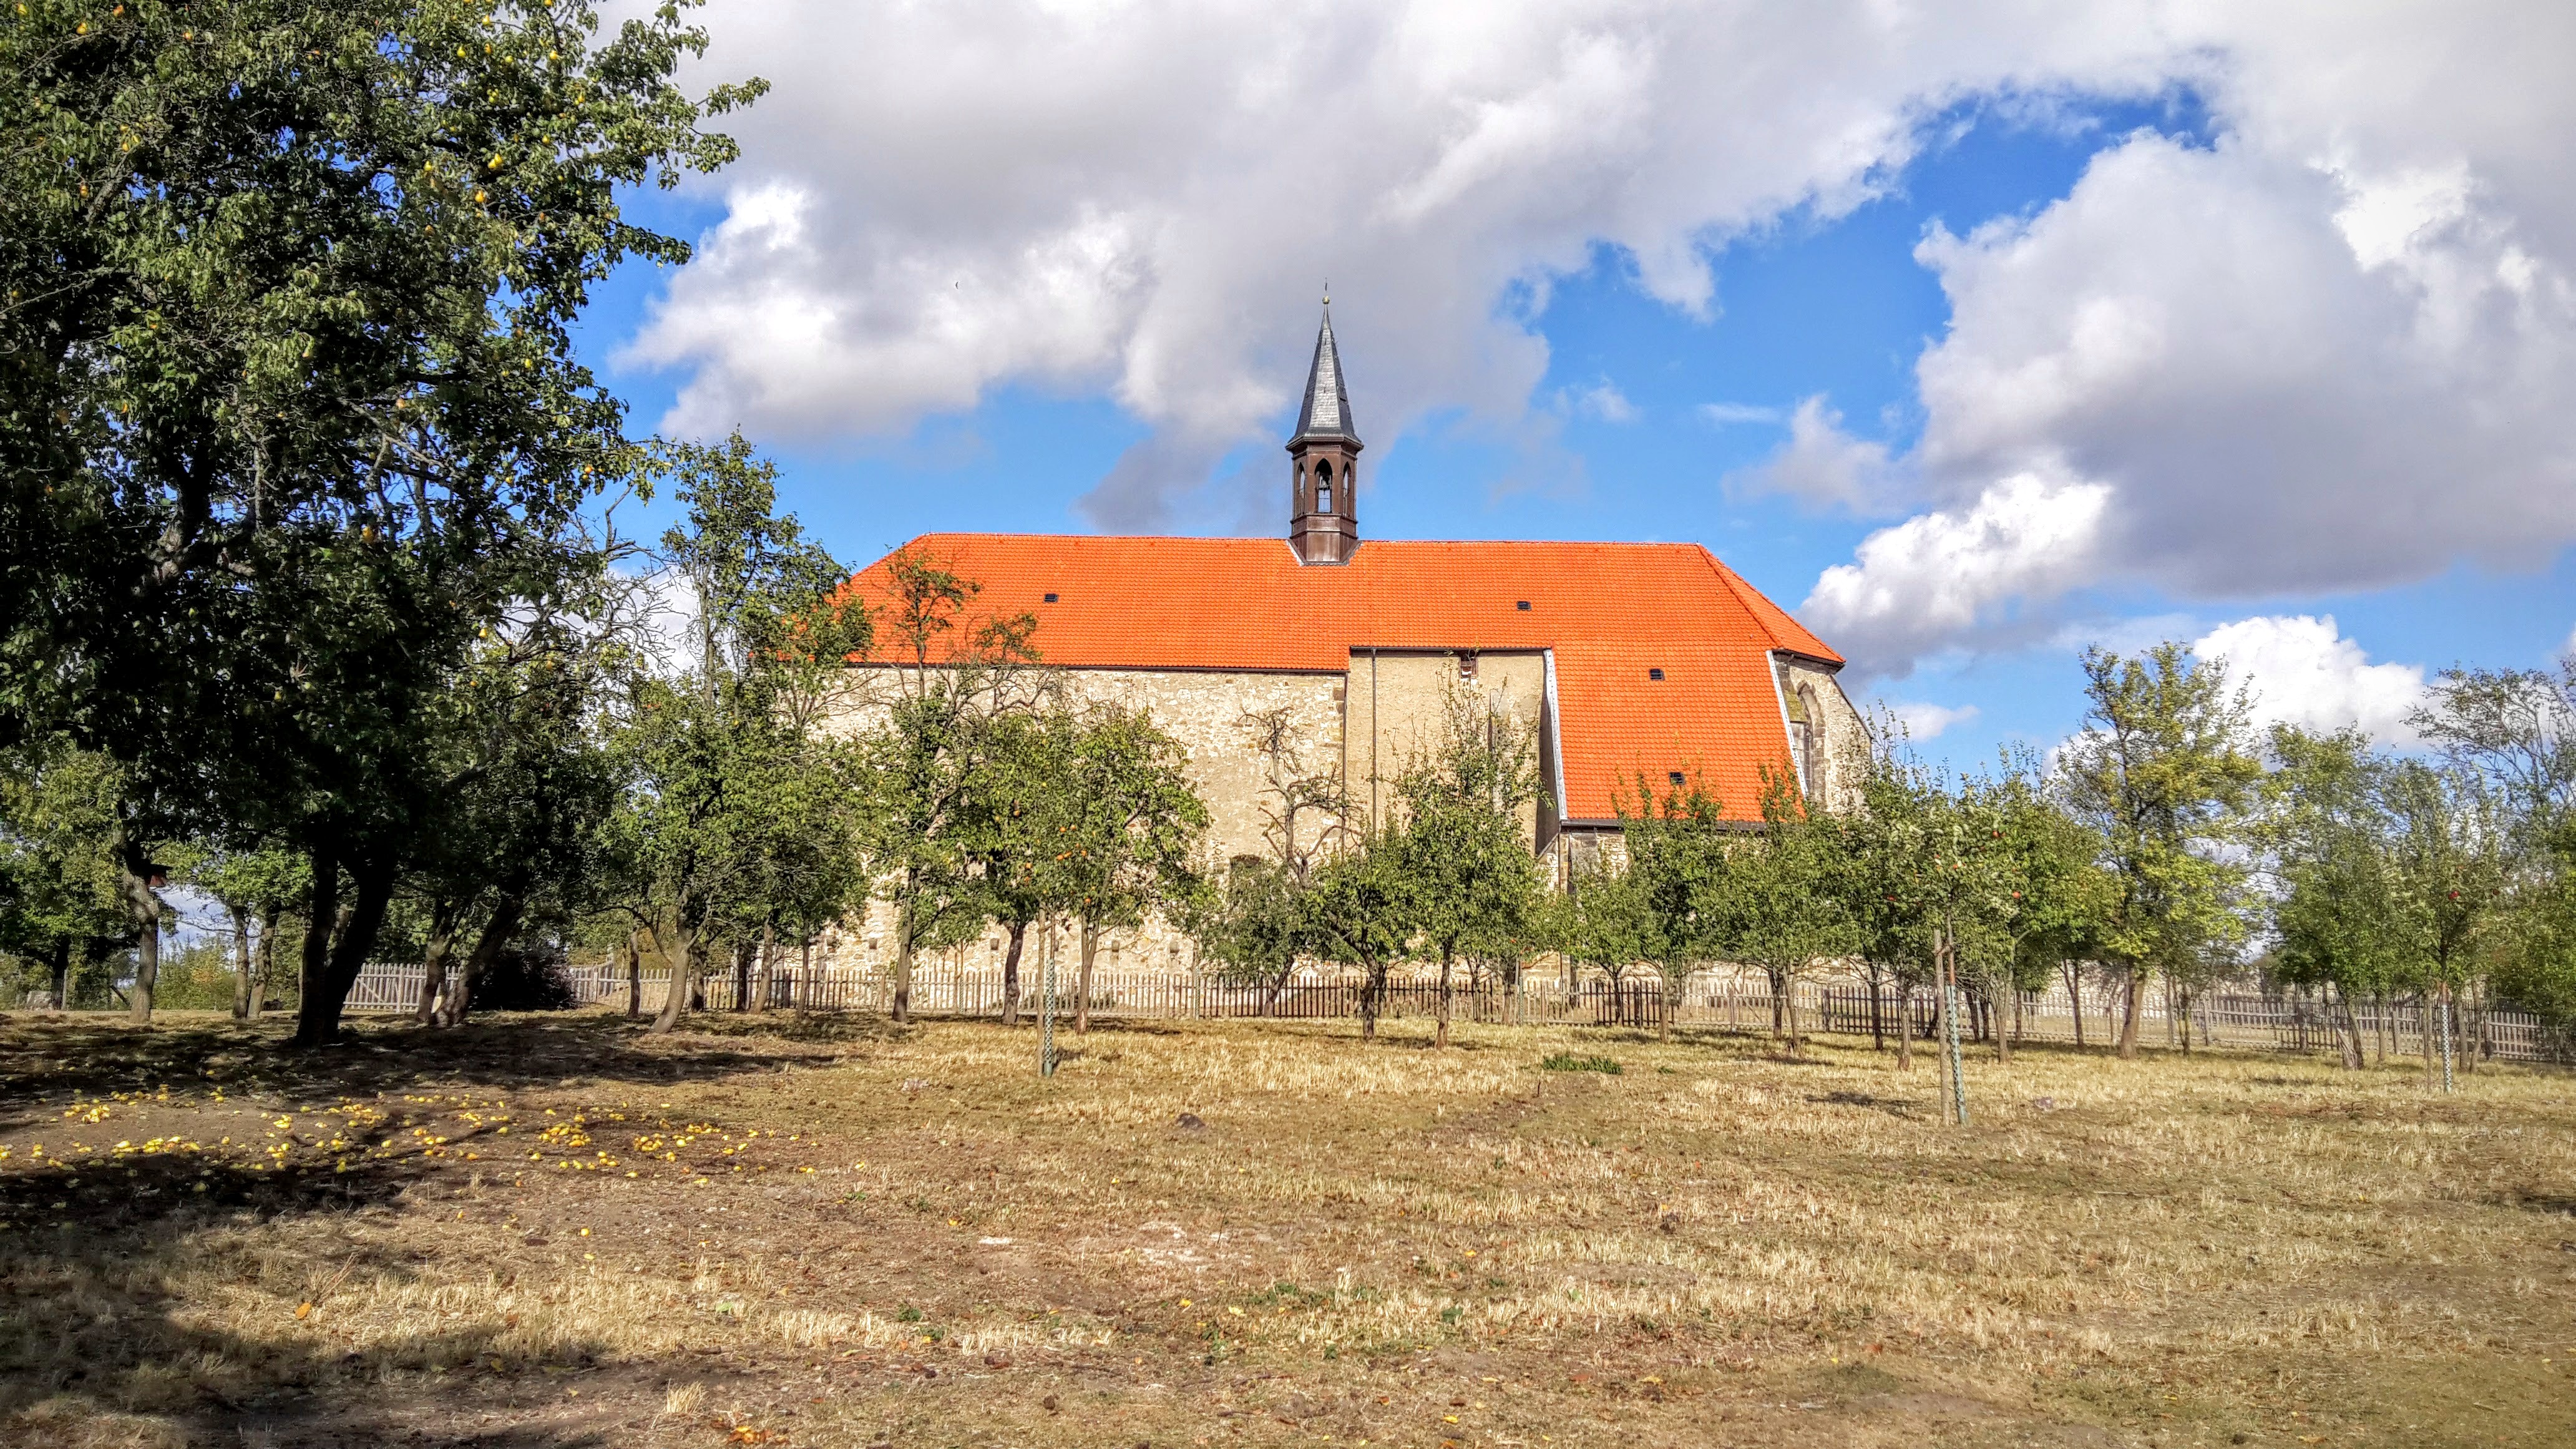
xmin=1 ymin=1009 xmax=2572 ymax=1449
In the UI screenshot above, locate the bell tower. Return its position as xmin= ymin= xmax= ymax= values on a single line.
xmin=1287 ymin=299 xmax=1361 ymax=565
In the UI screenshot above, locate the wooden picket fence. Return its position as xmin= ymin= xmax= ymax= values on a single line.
xmin=344 ymin=959 xmax=2570 ymax=1064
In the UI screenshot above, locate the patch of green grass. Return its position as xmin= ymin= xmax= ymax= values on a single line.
xmin=1541 ymin=1051 xmax=1621 ymax=1075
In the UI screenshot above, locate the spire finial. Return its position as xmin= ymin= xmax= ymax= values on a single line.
xmin=1322 ymin=281 xmax=1330 ymax=307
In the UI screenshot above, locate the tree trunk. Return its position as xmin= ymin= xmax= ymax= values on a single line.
xmin=1782 ymin=973 xmax=1802 ymax=1058
xmin=625 ymin=932 xmax=643 ymax=1021
xmin=49 ymin=939 xmax=71 ymax=1011
xmin=413 ymin=899 xmax=462 ymax=1025
xmin=1360 ymin=962 xmax=1383 ymax=1042
xmin=296 ymin=852 xmax=394 ymax=1048
xmin=291 ymin=842 xmax=343 ymax=1045
xmin=1660 ymin=969 xmax=1679 ymax=1044
xmin=2115 ymin=965 xmax=2145 ymax=1060
xmin=2331 ymin=980 xmax=2366 ymax=1069
xmin=438 ymin=890 xmax=525 ymax=1027
xmin=1000 ymin=920 xmax=1027 ymax=1027
xmin=751 ymin=922 xmax=775 ymax=1012
xmin=2457 ymin=979 xmax=2481 ymax=1075
xmin=230 ymin=906 xmax=257 ymax=1020
xmin=890 ymin=902 xmax=915 ymax=1025
xmin=117 ymin=832 xmax=162 ymax=1025
xmin=2062 ymin=961 xmax=2084 ymax=1048
xmin=1437 ymin=947 xmax=1454 ymax=1048
xmin=1769 ymin=968 xmax=1787 ymax=1036
xmin=1075 ymin=920 xmax=1099 ymax=1035
xmin=1994 ymin=982 xmax=2012 ymax=1065
xmin=652 ymin=918 xmax=701 ymax=1034
xmin=250 ymin=905 xmax=276 ymax=1020
xmin=2420 ymin=992 xmax=2436 ymax=1086
xmin=1867 ymin=965 xmax=1885 ymax=1051
xmin=1895 ymin=985 xmax=1914 ymax=1071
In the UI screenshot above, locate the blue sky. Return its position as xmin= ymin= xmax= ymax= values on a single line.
xmin=565 ymin=2 xmax=2576 ymax=775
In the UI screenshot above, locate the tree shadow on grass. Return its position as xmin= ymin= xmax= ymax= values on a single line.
xmin=0 ymin=1126 xmax=641 ymax=1448
xmin=0 ymin=1011 xmax=856 ymax=1133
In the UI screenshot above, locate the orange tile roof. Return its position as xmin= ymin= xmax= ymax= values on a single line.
xmin=840 ymin=535 xmax=1843 ymax=823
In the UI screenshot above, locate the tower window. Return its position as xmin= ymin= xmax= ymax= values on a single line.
xmin=1318 ymin=481 xmax=1332 ymax=513
xmin=1043 ymin=592 xmax=1059 ymax=603
xmin=1648 ymin=667 xmax=1665 ymax=681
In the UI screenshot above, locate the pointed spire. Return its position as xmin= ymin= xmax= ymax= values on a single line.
xmin=1291 ymin=301 xmax=1359 ymax=446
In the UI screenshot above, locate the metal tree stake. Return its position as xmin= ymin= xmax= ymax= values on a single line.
xmin=2437 ymin=982 xmax=2456 ymax=1094
xmin=1939 ymin=925 xmax=1969 ymax=1126
xmin=1039 ymin=921 xmax=1058 ymax=1079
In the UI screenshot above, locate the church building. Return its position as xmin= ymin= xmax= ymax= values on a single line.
xmin=840 ymin=306 xmax=1867 ymax=891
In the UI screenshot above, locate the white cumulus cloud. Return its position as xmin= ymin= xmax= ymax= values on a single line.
xmin=1802 ymin=470 xmax=2113 ymax=668
xmin=1885 ymin=701 xmax=1981 ymax=741
xmin=2191 ymin=614 xmax=2426 ymax=745
xmin=1564 ymin=379 xmax=1640 ymax=422
xmin=621 ymin=0 xmax=2197 ymax=527
xmin=613 ymin=0 xmax=2576 ymax=605
xmin=1728 ymin=394 xmax=1902 ymax=513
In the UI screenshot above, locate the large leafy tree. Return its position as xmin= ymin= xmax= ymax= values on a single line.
xmin=2060 ymin=643 xmax=2262 ymax=1058
xmin=1 ymin=1 xmax=761 ymax=1033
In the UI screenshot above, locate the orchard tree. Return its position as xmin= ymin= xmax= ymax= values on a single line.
xmin=184 ymin=846 xmax=307 ymax=1020
xmin=2265 ymin=727 xmax=2403 ymax=1068
xmin=1720 ymin=771 xmax=1860 ymax=1057
xmin=1193 ymin=705 xmax=1351 ymax=1014
xmin=2060 ymin=643 xmax=2262 ymax=1059
xmin=0 ymin=741 xmax=131 ymax=1007
xmin=853 ymin=547 xmax=1038 ymax=1025
xmin=1056 ymin=705 xmax=1207 ymax=1035
xmin=1300 ymin=832 xmax=1418 ymax=1043
xmin=1 ymin=0 xmax=763 ymax=1033
xmin=1545 ymin=851 xmax=1649 ymax=1003
xmin=1618 ymin=774 xmax=1734 ymax=1042
xmin=1985 ymin=757 xmax=2110 ymax=1061
xmin=2409 ymin=663 xmax=2576 ymax=840
xmin=620 ymin=438 xmax=864 ymax=1033
xmin=967 ymin=704 xmax=1083 ymax=1027
xmin=1387 ymin=691 xmax=1543 ymax=1048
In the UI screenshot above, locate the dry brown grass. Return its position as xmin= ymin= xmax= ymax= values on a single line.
xmin=1 ymin=1007 xmax=2572 ymax=1448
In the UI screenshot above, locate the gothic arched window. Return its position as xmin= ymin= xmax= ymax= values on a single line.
xmin=1315 ymin=458 xmax=1334 ymax=514
xmin=1795 ymin=685 xmax=1823 ymax=798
